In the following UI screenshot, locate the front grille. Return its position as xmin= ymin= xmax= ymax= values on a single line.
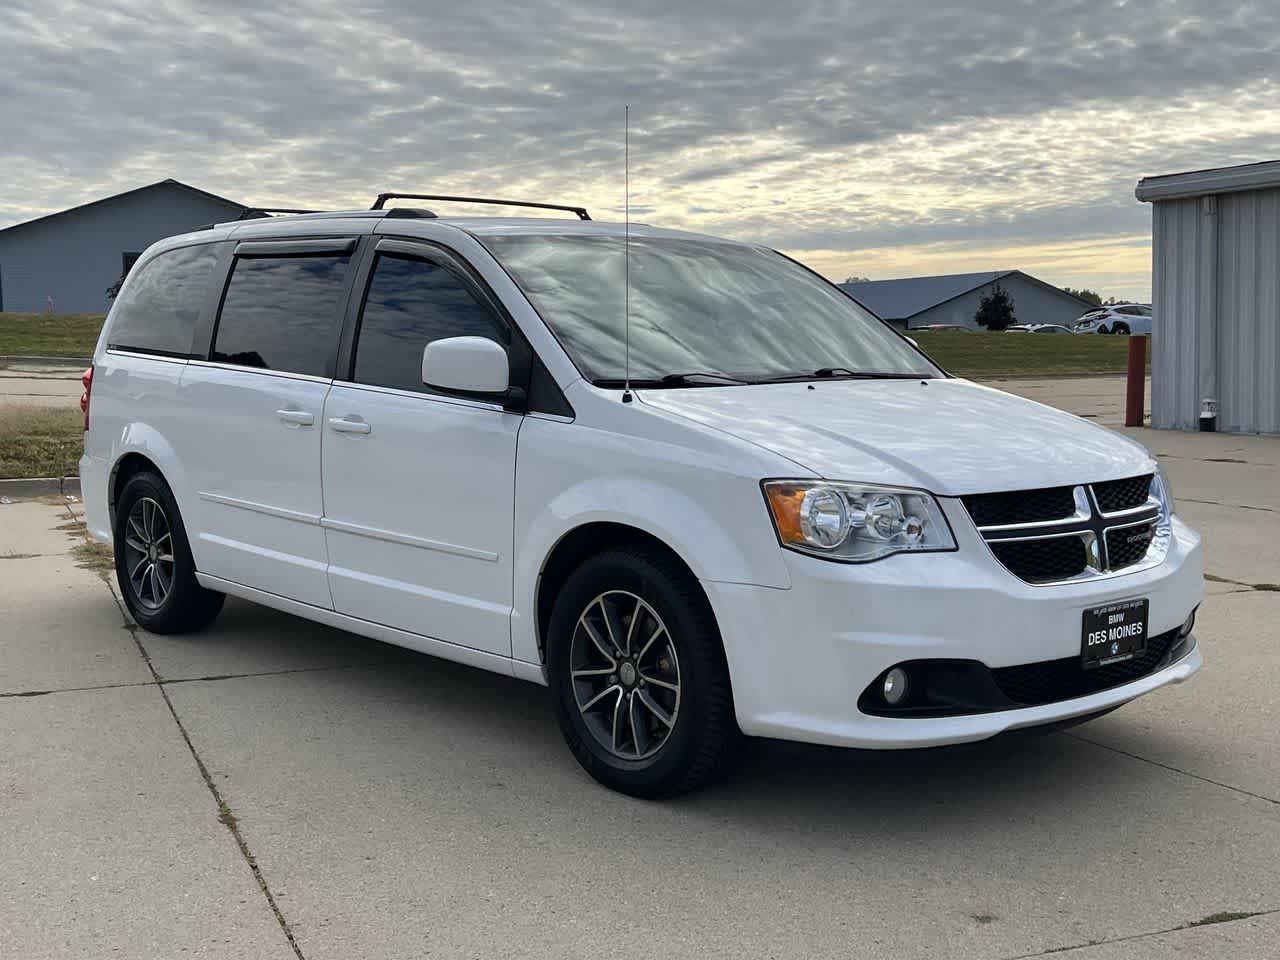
xmin=963 ymin=486 xmax=1075 ymax=527
xmin=1106 ymin=523 xmax=1156 ymax=570
xmin=989 ymin=537 xmax=1088 ymax=583
xmin=963 ymin=474 xmax=1164 ymax=584
xmin=1094 ymin=474 xmax=1152 ymax=513
xmin=991 ymin=628 xmax=1178 ymax=706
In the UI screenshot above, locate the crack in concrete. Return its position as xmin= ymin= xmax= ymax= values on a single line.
xmin=1067 ymin=732 xmax=1279 ymax=807
xmin=1001 ymin=906 xmax=1279 ymax=958
xmin=0 ymin=661 xmax=397 ymax=699
xmin=105 ymin=584 xmax=308 ymax=960
xmin=1181 ymin=496 xmax=1277 ymax=514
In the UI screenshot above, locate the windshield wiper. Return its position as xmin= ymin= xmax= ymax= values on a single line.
xmin=591 ymin=372 xmax=747 ymax=388
xmin=753 ymin=369 xmax=932 ymax=383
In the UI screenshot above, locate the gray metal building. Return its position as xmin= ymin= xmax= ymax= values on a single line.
xmin=0 ymin=179 xmax=248 ymax=314
xmin=840 ymin=270 xmax=1094 ymax=330
xmin=1137 ymin=161 xmax=1280 ymax=435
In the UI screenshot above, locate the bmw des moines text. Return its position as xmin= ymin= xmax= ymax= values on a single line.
xmin=80 ymin=192 xmax=1202 ymax=796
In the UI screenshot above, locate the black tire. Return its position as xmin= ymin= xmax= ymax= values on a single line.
xmin=114 ymin=470 xmax=224 ymax=634
xmin=1096 ymin=326 xmax=1109 ymax=334
xmin=547 ymin=545 xmax=738 ymax=798
xmin=1112 ymin=322 xmax=1130 ymax=335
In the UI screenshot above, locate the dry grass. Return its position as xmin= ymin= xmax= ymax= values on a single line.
xmin=0 ymin=406 xmax=83 ymax=479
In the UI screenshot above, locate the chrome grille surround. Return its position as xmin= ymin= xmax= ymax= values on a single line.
xmin=963 ymin=476 xmax=1170 ymax=585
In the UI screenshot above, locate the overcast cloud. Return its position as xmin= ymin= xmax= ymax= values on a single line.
xmin=2 ymin=0 xmax=1278 ymax=299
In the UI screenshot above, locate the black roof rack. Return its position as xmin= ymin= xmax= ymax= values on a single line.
xmin=237 ymin=207 xmax=319 ymax=220
xmin=371 ymin=192 xmax=591 ymax=220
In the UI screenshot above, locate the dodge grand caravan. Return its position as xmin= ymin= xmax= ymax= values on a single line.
xmin=80 ymin=193 xmax=1202 ymax=797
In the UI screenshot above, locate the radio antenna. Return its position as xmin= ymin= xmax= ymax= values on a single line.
xmin=621 ymin=104 xmax=633 ymax=404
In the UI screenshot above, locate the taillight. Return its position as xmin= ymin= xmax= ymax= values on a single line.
xmin=80 ymin=365 xmax=93 ymax=431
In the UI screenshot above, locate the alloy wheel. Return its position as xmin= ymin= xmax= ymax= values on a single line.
xmin=569 ymin=590 xmax=682 ymax=760
xmin=122 ymin=497 xmax=175 ymax=610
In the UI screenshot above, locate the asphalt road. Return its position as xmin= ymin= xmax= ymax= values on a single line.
xmin=2 ymin=378 xmax=1277 ymax=959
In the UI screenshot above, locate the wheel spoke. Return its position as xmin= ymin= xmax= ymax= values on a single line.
xmin=128 ymin=516 xmax=146 ymax=542
xmin=639 ymin=671 xmax=679 ymax=693
xmin=598 ymin=597 xmax=626 ymax=656
xmin=571 ymin=666 xmax=615 ymax=680
xmin=579 ymin=617 xmax=617 ymax=666
xmin=635 ymin=624 xmax=666 ymax=663
xmin=142 ymin=500 xmax=155 ymax=540
xmin=623 ymin=596 xmax=642 ymax=656
xmin=153 ymin=562 xmax=172 ymax=602
xmin=628 ymin=692 xmax=644 ymax=756
xmin=125 ymin=536 xmax=148 ymax=554
xmin=636 ymin=689 xmax=674 ymax=728
xmin=579 ymin=683 xmax=621 ymax=712
xmin=611 ymin=688 xmax=626 ymax=753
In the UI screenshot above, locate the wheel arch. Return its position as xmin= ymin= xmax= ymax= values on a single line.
xmin=534 ymin=521 xmax=712 ymax=666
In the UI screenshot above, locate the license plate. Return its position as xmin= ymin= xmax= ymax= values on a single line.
xmin=1081 ymin=598 xmax=1149 ymax=669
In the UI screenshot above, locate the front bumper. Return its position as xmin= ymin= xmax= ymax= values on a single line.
xmin=701 ymin=510 xmax=1203 ymax=749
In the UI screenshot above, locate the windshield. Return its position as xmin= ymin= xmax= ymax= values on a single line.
xmin=483 ymin=234 xmax=940 ymax=384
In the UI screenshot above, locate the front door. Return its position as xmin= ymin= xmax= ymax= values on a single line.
xmin=321 ymin=242 xmax=520 ymax=656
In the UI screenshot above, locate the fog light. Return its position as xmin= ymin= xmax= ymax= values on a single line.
xmin=1178 ymin=609 xmax=1197 ymax=638
xmin=883 ymin=667 xmax=909 ymax=706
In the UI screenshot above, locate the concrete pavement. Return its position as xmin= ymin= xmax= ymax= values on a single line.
xmin=2 ymin=377 xmax=1278 ymax=959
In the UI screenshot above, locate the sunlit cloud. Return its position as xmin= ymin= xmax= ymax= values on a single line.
xmin=2 ymin=0 xmax=1278 ymax=301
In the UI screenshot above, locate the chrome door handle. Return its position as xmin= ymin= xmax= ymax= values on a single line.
xmin=276 ymin=409 xmax=314 ymax=427
xmin=327 ymin=417 xmax=371 ymax=434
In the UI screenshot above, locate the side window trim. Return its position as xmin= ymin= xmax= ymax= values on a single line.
xmin=337 ymin=238 xmax=513 ymax=386
xmin=335 ymin=235 xmax=573 ymax=417
xmin=105 ymin=240 xmax=226 ymax=359
xmin=207 ymin=241 xmax=360 ymax=379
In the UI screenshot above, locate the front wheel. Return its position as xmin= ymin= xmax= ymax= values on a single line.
xmin=114 ymin=470 xmax=224 ymax=634
xmin=1112 ymin=322 xmax=1130 ymax=335
xmin=547 ymin=546 xmax=737 ymax=797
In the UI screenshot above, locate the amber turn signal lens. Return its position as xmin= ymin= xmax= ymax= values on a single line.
xmin=764 ymin=483 xmax=808 ymax=544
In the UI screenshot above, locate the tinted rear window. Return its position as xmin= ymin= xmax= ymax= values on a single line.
xmin=353 ymin=254 xmax=506 ymax=393
xmin=212 ymin=255 xmax=351 ymax=377
xmin=107 ymin=244 xmax=218 ymax=357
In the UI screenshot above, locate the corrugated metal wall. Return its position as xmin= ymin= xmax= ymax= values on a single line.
xmin=1151 ymin=188 xmax=1280 ymax=434
xmin=1217 ymin=189 xmax=1280 ymax=434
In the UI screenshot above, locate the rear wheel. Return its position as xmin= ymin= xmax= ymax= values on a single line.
xmin=114 ymin=471 xmax=224 ymax=633
xmin=1096 ymin=325 xmax=1109 ymax=334
xmin=547 ymin=546 xmax=737 ymax=797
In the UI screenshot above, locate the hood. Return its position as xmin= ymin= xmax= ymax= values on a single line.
xmin=639 ymin=378 xmax=1154 ymax=496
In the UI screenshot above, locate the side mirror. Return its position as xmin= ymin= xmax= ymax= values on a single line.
xmin=422 ymin=336 xmax=510 ymax=396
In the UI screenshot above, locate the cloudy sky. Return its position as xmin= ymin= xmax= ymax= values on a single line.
xmin=3 ymin=0 xmax=1278 ymax=301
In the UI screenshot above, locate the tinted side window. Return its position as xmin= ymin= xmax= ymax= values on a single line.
xmin=353 ymin=254 xmax=505 ymax=393
xmin=212 ymin=255 xmax=350 ymax=377
xmin=108 ymin=244 xmax=218 ymax=357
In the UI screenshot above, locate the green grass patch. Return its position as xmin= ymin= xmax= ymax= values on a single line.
xmin=911 ymin=331 xmax=1151 ymax=379
xmin=0 ymin=406 xmax=83 ymax=479
xmin=1189 ymin=911 xmax=1258 ymax=927
xmin=0 ymin=312 xmax=104 ymax=358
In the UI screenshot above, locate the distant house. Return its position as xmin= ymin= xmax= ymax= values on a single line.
xmin=0 ymin=179 xmax=251 ymax=314
xmin=839 ymin=270 xmax=1094 ymax=330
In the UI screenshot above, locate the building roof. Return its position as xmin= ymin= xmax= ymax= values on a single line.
xmin=840 ymin=270 xmax=1016 ymax=320
xmin=0 ymin=178 xmax=248 ymax=238
xmin=840 ymin=270 xmax=1094 ymax=322
xmin=1135 ymin=160 xmax=1280 ymax=203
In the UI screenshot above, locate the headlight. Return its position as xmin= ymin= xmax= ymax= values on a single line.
xmin=763 ymin=480 xmax=956 ymax=562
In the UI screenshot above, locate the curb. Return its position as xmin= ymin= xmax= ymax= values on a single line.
xmin=0 ymin=476 xmax=82 ymax=501
xmin=0 ymin=355 xmax=92 ymax=367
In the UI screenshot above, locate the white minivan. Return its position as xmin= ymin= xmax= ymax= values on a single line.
xmin=81 ymin=194 xmax=1202 ymax=796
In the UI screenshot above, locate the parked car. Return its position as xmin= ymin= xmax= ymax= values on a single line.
xmin=1073 ymin=304 xmax=1152 ymax=335
xmin=1006 ymin=324 xmax=1073 ymax=334
xmin=916 ymin=323 xmax=970 ymax=332
xmin=79 ymin=195 xmax=1203 ymax=797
